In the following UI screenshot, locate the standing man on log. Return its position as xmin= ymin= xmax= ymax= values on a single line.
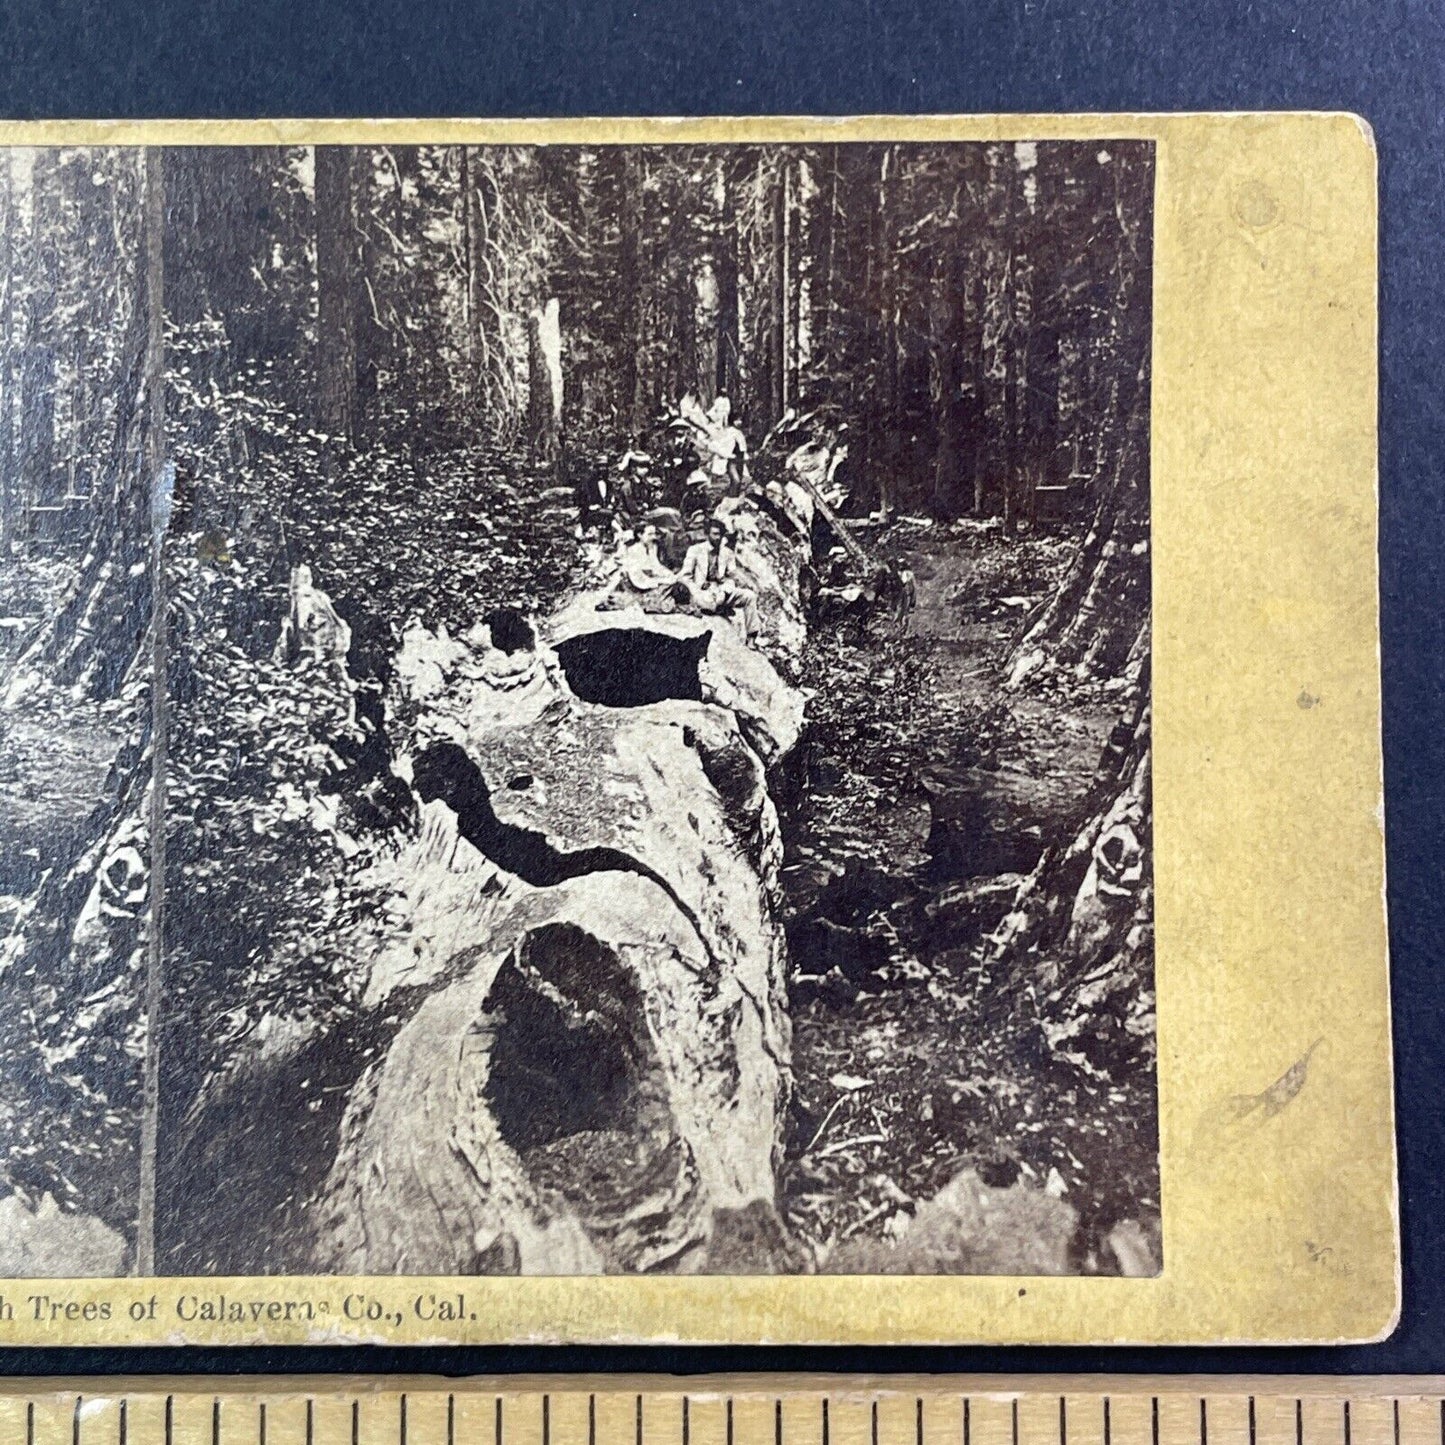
xmin=677 ymin=393 xmax=749 ymax=510
xmin=679 ymin=516 xmax=760 ymax=643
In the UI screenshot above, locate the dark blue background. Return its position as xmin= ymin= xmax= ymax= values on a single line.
xmin=1 ymin=0 xmax=1440 ymax=1380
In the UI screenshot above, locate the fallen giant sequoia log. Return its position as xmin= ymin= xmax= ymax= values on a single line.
xmin=310 ymin=496 xmax=812 ymax=1274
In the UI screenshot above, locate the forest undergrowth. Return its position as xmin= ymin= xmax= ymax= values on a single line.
xmin=779 ymin=520 xmax=1159 ymax=1268
xmin=162 ymin=403 xmax=594 ymax=1124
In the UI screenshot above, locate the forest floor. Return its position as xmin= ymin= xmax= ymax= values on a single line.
xmin=778 ymin=518 xmax=1159 ymax=1270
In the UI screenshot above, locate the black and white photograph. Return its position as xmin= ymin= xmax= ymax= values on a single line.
xmin=0 ymin=139 xmax=1156 ymax=1279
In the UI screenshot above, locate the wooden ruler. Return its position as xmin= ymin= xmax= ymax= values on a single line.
xmin=0 ymin=1377 xmax=1439 ymax=1445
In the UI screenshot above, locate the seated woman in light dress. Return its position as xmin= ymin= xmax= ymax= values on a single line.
xmin=617 ymin=522 xmax=679 ymax=593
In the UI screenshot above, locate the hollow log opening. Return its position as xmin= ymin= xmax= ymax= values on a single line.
xmin=554 ymin=627 xmax=712 ymax=707
xmin=485 ymin=924 xmax=645 ymax=1151
xmin=483 ymin=923 xmax=699 ymax=1270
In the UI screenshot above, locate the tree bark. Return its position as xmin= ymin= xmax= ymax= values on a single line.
xmin=618 ymin=150 xmax=646 ymax=434
xmin=807 ymin=146 xmax=839 ymax=397
xmin=873 ymin=145 xmax=899 ymax=517
xmin=527 ymin=297 xmax=563 ymax=467
xmin=314 ymin=147 xmax=358 ymax=447
xmin=980 ymin=680 xmax=1153 ymax=1083
xmin=135 ymin=143 xmax=166 ymax=1275
xmin=6 ymin=149 xmax=158 ymax=701
xmin=460 ymin=147 xmax=480 ymax=402
xmin=769 ymin=156 xmax=788 ymax=424
xmin=714 ymin=156 xmax=741 ymax=405
xmin=929 ymin=246 xmax=965 ymax=516
xmin=0 ymin=155 xmax=13 ymax=548
xmin=0 ymin=149 xmax=162 ymax=1262
xmin=1005 ymin=148 xmax=1154 ymax=685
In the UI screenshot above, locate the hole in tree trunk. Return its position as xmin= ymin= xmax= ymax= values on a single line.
xmin=482 ymin=922 xmax=699 ymax=1270
xmin=554 ymin=628 xmax=712 ymax=707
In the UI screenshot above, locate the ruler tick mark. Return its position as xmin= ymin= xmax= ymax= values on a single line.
xmin=1153 ymin=1398 xmax=1160 ymax=1445
xmin=27 ymin=1401 xmax=33 ymax=1445
xmin=259 ymin=1402 xmax=266 ymax=1445
xmin=1061 ymin=1396 xmax=1068 ymax=1445
xmin=120 ymin=1399 xmax=128 ymax=1445
xmin=822 ymin=1398 xmax=829 ymax=1445
xmin=1200 ymin=1399 xmax=1208 ymax=1445
xmin=918 ymin=1398 xmax=925 ymax=1445
xmin=498 ymin=1396 xmax=505 ymax=1445
xmin=965 ymin=1397 xmax=972 ymax=1445
xmin=306 ymin=1400 xmax=314 ymax=1445
xmin=1014 ymin=1398 xmax=1021 ymax=1445
xmin=165 ymin=1395 xmax=173 ymax=1445
xmin=449 ymin=1395 xmax=455 ymax=1445
xmin=402 ymin=1393 xmax=409 ymax=1445
xmin=352 ymin=1399 xmax=359 ymax=1445
xmin=1344 ymin=1400 xmax=1351 ymax=1445
xmin=777 ymin=1399 xmax=784 ymax=1445
xmin=872 ymin=1401 xmax=879 ymax=1445
xmin=544 ymin=1393 xmax=551 ymax=1445
xmin=1296 ymin=1399 xmax=1303 ymax=1445
xmin=1104 ymin=1398 xmax=1112 ymax=1445
xmin=635 ymin=1395 xmax=642 ymax=1445
xmin=213 ymin=1396 xmax=221 ymax=1445
xmin=73 ymin=1395 xmax=82 ymax=1445
xmin=682 ymin=1397 xmax=688 ymax=1445
xmin=728 ymin=1399 xmax=734 ymax=1445
xmin=1249 ymin=1398 xmax=1256 ymax=1445
xmin=589 ymin=1394 xmax=596 ymax=1445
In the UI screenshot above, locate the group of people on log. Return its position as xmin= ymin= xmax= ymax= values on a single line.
xmin=598 ymin=393 xmax=767 ymax=645
xmin=603 ymin=394 xmax=750 ymax=519
xmin=615 ymin=515 xmax=761 ymax=644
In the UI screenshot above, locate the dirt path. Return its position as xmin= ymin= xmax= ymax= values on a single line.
xmin=778 ymin=524 xmax=1155 ymax=1267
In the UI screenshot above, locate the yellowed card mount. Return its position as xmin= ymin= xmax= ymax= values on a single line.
xmin=0 ymin=113 xmax=1390 ymax=1345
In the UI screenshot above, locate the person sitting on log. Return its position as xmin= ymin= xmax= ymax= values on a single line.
xmin=618 ymin=522 xmax=679 ymax=595
xmin=679 ymin=516 xmax=761 ymax=643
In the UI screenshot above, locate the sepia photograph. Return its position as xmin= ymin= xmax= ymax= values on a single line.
xmin=0 ymin=138 xmax=1157 ymax=1280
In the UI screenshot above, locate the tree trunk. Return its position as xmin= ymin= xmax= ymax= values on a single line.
xmin=769 ymin=156 xmax=788 ymax=424
xmin=0 ymin=155 xmax=13 ymax=548
xmin=1006 ymin=147 xmax=1154 ymax=686
xmin=460 ymin=147 xmax=482 ymax=404
xmin=787 ymin=156 xmax=808 ymax=408
xmin=980 ymin=678 xmax=1154 ymax=1082
xmin=618 ymin=150 xmax=646 ymax=434
xmin=6 ymin=149 xmax=158 ymax=702
xmin=302 ymin=500 xmax=807 ymax=1276
xmin=929 ymin=247 xmax=965 ymax=516
xmin=873 ymin=145 xmax=899 ymax=517
xmin=135 ymin=143 xmax=166 ymax=1275
xmin=314 ymin=147 xmax=358 ymax=447
xmin=714 ymin=156 xmax=741 ymax=405
xmin=675 ymin=263 xmax=698 ymax=405
xmin=807 ymin=146 xmax=839 ymax=398
xmin=0 ymin=149 xmax=162 ymax=1264
xmin=18 ymin=345 xmax=56 ymax=513
xmin=527 ymin=297 xmax=563 ymax=467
